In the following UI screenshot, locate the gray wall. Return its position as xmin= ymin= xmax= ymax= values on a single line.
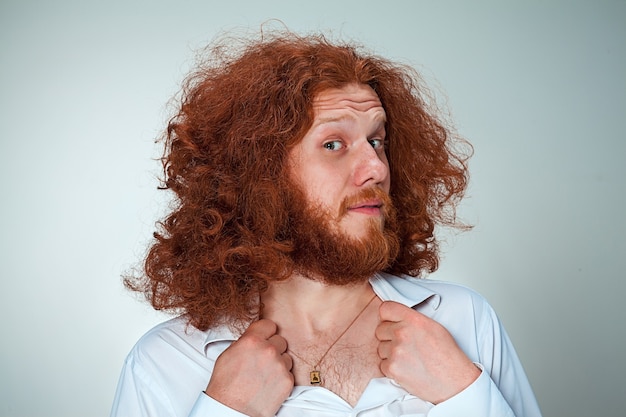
xmin=1 ymin=1 xmax=624 ymax=416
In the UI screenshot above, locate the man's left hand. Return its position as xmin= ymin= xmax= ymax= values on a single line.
xmin=375 ymin=301 xmax=480 ymax=404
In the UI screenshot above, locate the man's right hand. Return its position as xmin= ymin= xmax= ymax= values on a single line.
xmin=204 ymin=319 xmax=294 ymax=417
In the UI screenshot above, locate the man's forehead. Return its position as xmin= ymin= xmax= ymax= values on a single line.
xmin=312 ymin=84 xmax=384 ymax=116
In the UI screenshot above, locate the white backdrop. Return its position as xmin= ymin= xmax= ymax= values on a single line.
xmin=1 ymin=1 xmax=625 ymax=416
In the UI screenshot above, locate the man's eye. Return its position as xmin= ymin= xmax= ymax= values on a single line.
xmin=368 ymin=138 xmax=384 ymax=149
xmin=323 ymin=140 xmax=344 ymax=151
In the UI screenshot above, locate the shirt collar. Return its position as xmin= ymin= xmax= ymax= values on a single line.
xmin=201 ymin=322 xmax=238 ymax=355
xmin=370 ymin=272 xmax=441 ymax=310
xmin=201 ymin=273 xmax=442 ymax=352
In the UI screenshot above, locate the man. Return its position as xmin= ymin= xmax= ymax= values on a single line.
xmin=111 ymin=32 xmax=542 ymax=416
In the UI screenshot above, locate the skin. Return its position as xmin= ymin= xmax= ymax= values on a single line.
xmin=288 ymin=83 xmax=390 ymax=239
xmin=204 ymin=84 xmax=479 ymax=415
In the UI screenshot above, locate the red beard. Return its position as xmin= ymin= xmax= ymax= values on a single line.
xmin=285 ymin=185 xmax=400 ymax=286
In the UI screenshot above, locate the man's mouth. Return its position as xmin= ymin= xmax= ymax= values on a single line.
xmin=339 ymin=187 xmax=390 ymax=218
xmin=347 ymin=200 xmax=384 ymax=215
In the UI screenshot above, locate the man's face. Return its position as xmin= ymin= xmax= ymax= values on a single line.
xmin=288 ymin=83 xmax=391 ymax=240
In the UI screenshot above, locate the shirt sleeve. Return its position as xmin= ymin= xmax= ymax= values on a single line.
xmin=188 ymin=392 xmax=249 ymax=417
xmin=428 ymin=365 xmax=515 ymax=417
xmin=110 ymin=354 xmax=175 ymax=417
xmin=428 ymin=292 xmax=543 ymax=417
xmin=474 ymin=298 xmax=543 ymax=417
xmin=110 ymin=353 xmax=249 ymax=417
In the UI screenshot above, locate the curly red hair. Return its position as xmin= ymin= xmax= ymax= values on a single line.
xmin=125 ymin=32 xmax=471 ymax=331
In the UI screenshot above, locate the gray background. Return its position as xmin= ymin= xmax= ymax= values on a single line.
xmin=1 ymin=1 xmax=625 ymax=416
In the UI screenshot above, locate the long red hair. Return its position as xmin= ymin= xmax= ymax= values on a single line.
xmin=125 ymin=32 xmax=471 ymax=330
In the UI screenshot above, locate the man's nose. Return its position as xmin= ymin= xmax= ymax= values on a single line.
xmin=352 ymin=141 xmax=389 ymax=187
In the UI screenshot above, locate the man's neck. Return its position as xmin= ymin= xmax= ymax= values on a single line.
xmin=260 ymin=273 xmax=376 ymax=334
xmin=261 ymin=273 xmax=384 ymax=403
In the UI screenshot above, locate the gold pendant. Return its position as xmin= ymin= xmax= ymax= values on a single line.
xmin=310 ymin=370 xmax=321 ymax=385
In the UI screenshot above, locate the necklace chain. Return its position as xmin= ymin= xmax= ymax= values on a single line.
xmin=288 ymin=293 xmax=377 ymax=385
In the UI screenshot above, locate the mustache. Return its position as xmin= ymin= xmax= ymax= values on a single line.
xmin=338 ymin=187 xmax=393 ymax=218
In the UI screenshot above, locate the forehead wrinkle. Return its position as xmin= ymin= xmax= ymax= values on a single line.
xmin=311 ymin=106 xmax=387 ymax=126
xmin=309 ymin=114 xmax=387 ymax=134
xmin=313 ymin=97 xmax=383 ymax=112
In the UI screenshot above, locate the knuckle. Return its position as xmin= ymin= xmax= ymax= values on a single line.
xmin=242 ymin=332 xmax=263 ymax=346
xmin=385 ymin=359 xmax=401 ymax=377
xmin=392 ymin=326 xmax=410 ymax=342
xmin=259 ymin=342 xmax=278 ymax=357
xmin=389 ymin=343 xmax=406 ymax=361
xmin=379 ymin=301 xmax=395 ymax=316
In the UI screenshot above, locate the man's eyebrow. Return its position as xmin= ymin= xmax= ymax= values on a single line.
xmin=373 ymin=113 xmax=388 ymax=127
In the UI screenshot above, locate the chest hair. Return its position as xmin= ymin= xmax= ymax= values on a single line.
xmin=290 ymin=335 xmax=384 ymax=406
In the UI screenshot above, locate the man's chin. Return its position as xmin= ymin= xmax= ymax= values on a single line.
xmin=293 ymin=224 xmax=398 ymax=287
xmin=337 ymin=216 xmax=386 ymax=240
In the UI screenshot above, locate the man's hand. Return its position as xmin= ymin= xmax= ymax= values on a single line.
xmin=204 ymin=319 xmax=294 ymax=417
xmin=375 ymin=301 xmax=480 ymax=404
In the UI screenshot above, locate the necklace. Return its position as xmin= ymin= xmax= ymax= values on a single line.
xmin=288 ymin=293 xmax=377 ymax=385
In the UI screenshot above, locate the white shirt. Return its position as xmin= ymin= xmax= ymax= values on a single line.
xmin=110 ymin=273 xmax=542 ymax=416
